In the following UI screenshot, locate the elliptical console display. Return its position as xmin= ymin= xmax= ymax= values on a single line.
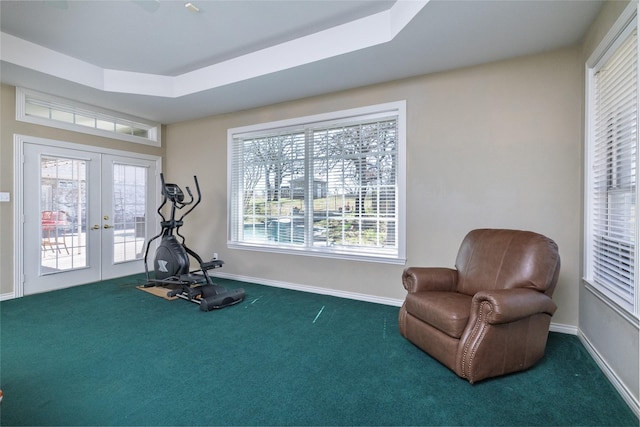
xmin=143 ymin=174 xmax=245 ymax=310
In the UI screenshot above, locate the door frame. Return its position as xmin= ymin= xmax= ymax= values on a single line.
xmin=13 ymin=134 xmax=162 ymax=297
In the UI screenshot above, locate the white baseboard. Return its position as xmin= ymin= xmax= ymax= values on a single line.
xmin=578 ymin=330 xmax=640 ymax=418
xmin=211 ymin=271 xmax=405 ymax=307
xmin=213 ymin=271 xmax=582 ymax=334
xmin=0 ymin=272 xmax=587 ymax=339
xmin=550 ymin=322 xmax=578 ymax=335
xmin=549 ymin=323 xmax=638 ymax=417
xmin=0 ymin=291 xmax=15 ymax=301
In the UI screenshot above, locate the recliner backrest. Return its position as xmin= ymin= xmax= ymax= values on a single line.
xmin=454 ymin=229 xmax=560 ymax=297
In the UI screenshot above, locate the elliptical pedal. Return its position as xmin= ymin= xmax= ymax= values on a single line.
xmin=200 ymin=288 xmax=246 ymax=311
xmin=167 ymin=283 xmax=246 ymax=310
xmin=201 ymin=259 xmax=224 ymax=271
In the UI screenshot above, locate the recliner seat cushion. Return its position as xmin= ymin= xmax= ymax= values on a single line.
xmin=404 ymin=291 xmax=472 ymax=339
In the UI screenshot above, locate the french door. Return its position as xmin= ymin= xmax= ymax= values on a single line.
xmin=20 ymin=139 xmax=159 ymax=295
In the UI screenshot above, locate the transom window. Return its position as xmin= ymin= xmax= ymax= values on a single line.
xmin=228 ymin=101 xmax=406 ymax=263
xmin=16 ymin=87 xmax=160 ymax=146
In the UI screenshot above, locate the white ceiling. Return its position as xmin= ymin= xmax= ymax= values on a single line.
xmin=0 ymin=0 xmax=604 ymax=124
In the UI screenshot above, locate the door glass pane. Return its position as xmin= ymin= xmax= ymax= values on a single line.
xmin=40 ymin=156 xmax=88 ymax=273
xmin=113 ymin=163 xmax=147 ymax=263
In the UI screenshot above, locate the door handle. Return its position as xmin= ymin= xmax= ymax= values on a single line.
xmin=90 ymin=224 xmax=100 ymax=230
xmin=103 ymin=224 xmax=114 ymax=229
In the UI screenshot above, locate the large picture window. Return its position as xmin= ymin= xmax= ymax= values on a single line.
xmin=585 ymin=8 xmax=638 ymax=318
xmin=228 ymin=101 xmax=406 ymax=263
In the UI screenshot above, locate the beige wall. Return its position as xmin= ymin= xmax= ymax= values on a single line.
xmin=165 ymin=47 xmax=583 ymax=327
xmin=579 ymin=0 xmax=639 ymax=407
xmin=0 ymin=83 xmax=165 ymax=295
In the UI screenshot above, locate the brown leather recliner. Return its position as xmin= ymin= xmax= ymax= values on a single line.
xmin=398 ymin=229 xmax=560 ymax=383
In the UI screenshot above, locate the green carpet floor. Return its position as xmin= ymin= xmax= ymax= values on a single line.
xmin=0 ymin=274 xmax=637 ymax=426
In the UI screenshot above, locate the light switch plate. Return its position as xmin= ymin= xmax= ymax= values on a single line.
xmin=0 ymin=192 xmax=10 ymax=202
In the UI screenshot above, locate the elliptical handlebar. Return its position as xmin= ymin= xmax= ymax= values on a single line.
xmin=159 ymin=173 xmax=199 ymax=207
xmin=157 ymin=173 xmax=202 ymax=222
xmin=178 ymin=176 xmax=202 ymax=221
xmin=156 ymin=173 xmax=168 ymax=223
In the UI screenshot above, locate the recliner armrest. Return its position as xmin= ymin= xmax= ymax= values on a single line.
xmin=402 ymin=267 xmax=458 ymax=293
xmin=472 ymin=288 xmax=557 ymax=324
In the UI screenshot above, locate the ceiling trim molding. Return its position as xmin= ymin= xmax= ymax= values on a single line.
xmin=1 ymin=0 xmax=429 ymax=99
xmin=1 ymin=32 xmax=104 ymax=89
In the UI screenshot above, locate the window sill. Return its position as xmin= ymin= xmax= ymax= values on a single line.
xmin=228 ymin=241 xmax=406 ymax=265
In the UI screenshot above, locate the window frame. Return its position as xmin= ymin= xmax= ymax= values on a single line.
xmin=584 ymin=1 xmax=639 ymax=322
xmin=16 ymin=87 xmax=161 ymax=146
xmin=227 ymin=101 xmax=406 ymax=264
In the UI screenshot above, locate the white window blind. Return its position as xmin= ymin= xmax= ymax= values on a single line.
xmin=228 ymin=102 xmax=405 ymax=263
xmin=588 ymin=20 xmax=638 ymax=314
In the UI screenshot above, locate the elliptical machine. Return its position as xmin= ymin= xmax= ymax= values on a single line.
xmin=143 ymin=173 xmax=245 ymax=311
